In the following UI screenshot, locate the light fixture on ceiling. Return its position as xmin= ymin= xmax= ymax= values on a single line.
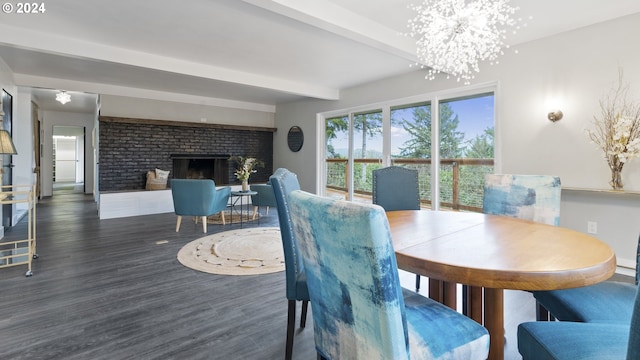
xmin=56 ymin=90 xmax=71 ymax=104
xmin=548 ymin=110 xmax=563 ymax=122
xmin=407 ymin=0 xmax=523 ymax=84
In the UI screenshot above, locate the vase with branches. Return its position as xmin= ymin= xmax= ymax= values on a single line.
xmin=586 ymin=70 xmax=640 ymax=190
xmin=233 ymin=156 xmax=264 ymax=191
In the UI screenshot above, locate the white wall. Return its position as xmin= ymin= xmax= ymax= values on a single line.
xmin=41 ymin=111 xmax=95 ymax=197
xmin=274 ymin=13 xmax=640 ymax=270
xmin=100 ymin=95 xmax=275 ymax=128
xmin=0 ymin=58 xmax=29 ymax=234
xmin=14 ymin=88 xmax=34 ymax=187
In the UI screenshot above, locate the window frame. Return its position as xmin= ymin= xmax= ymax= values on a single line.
xmin=317 ymin=82 xmax=499 ymax=208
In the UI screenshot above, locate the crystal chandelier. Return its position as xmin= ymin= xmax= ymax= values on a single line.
xmin=408 ymin=0 xmax=521 ymax=84
xmin=56 ymin=90 xmax=71 ymax=104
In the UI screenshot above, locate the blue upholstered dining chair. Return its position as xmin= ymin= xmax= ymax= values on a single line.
xmin=517 ymin=284 xmax=640 ymax=359
xmin=533 ymin=234 xmax=640 ymax=323
xmin=372 ymin=166 xmax=421 ymax=211
xmin=170 ymin=179 xmax=231 ymax=233
xmin=482 ymin=174 xmax=561 ymax=226
xmin=480 ymin=174 xmax=561 ymax=319
xmin=269 ymin=168 xmax=309 ymax=360
xmin=250 ymin=183 xmax=277 ymax=220
xmin=289 ymin=190 xmax=490 ymax=360
xmin=372 ymin=166 xmax=423 ymax=291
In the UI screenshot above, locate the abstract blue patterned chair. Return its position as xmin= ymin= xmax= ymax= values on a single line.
xmin=170 ymin=179 xmax=231 ymax=233
xmin=269 ymin=168 xmax=309 ymax=360
xmin=289 ymin=190 xmax=490 ymax=360
xmin=372 ymin=166 xmax=423 ymax=291
xmin=517 ymin=284 xmax=640 ymax=359
xmin=480 ymin=174 xmax=561 ymax=319
xmin=482 ymin=174 xmax=561 ymax=226
xmin=250 ymin=183 xmax=277 ymax=220
xmin=533 ymin=234 xmax=639 ymax=324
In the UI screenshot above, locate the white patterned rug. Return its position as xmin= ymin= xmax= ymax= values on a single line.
xmin=177 ymin=227 xmax=284 ymax=275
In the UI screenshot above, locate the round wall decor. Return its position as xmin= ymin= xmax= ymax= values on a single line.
xmin=287 ymin=126 xmax=304 ymax=152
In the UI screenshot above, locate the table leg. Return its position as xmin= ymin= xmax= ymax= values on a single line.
xmin=484 ymin=288 xmax=504 ymax=360
xmin=428 ymin=279 xmax=442 ymax=303
xmin=239 ymin=195 xmax=244 ymax=228
xmin=443 ymin=281 xmax=456 ymax=310
xmin=468 ymin=285 xmax=483 ymax=324
xmin=427 ymin=279 xmax=457 ymax=310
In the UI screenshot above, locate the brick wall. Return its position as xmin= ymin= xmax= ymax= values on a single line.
xmin=99 ymin=118 xmax=274 ymax=191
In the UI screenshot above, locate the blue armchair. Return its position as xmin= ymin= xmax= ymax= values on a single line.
xmin=250 ymin=183 xmax=277 ymax=220
xmin=170 ymin=179 xmax=231 ymax=233
xmin=289 ymin=190 xmax=489 ymax=360
xmin=269 ymin=169 xmax=309 ymax=360
xmin=518 ymin=282 xmax=640 ymax=359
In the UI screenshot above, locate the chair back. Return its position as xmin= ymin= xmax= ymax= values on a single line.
xmin=250 ymin=183 xmax=278 ymax=208
xmin=483 ymin=174 xmax=561 ymax=226
xmin=269 ymin=168 xmax=308 ymax=301
xmin=289 ymin=190 xmax=410 ymax=359
xmin=627 ymin=286 xmax=640 ymax=358
xmin=170 ymin=179 xmax=217 ymax=216
xmin=372 ymin=166 xmax=420 ymax=211
xmin=635 ymin=234 xmax=640 ymax=285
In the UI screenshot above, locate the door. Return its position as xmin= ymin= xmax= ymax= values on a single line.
xmin=2 ymin=89 xmax=13 ymax=228
xmin=52 ymin=126 xmax=85 ymax=194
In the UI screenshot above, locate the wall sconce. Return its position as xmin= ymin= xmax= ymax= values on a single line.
xmin=547 ymin=110 xmax=563 ymax=122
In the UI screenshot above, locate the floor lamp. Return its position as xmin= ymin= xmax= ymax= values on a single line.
xmin=0 ymin=104 xmax=18 ymax=192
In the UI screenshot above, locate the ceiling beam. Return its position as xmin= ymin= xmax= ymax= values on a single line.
xmin=242 ymin=0 xmax=417 ymax=62
xmin=0 ymin=23 xmax=339 ymax=101
xmin=15 ymin=74 xmax=277 ymax=113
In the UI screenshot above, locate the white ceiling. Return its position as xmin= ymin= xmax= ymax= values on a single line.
xmin=1 ymin=0 xmax=639 ymax=113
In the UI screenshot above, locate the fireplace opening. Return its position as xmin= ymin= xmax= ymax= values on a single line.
xmin=171 ymin=154 xmax=230 ymax=185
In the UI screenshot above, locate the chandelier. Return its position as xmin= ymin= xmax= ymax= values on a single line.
xmin=407 ymin=0 xmax=521 ymax=84
xmin=56 ymin=90 xmax=71 ymax=104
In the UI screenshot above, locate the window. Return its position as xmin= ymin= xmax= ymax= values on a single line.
xmin=391 ymin=103 xmax=432 ymax=205
xmin=439 ymin=94 xmax=494 ymax=210
xmin=321 ymin=87 xmax=495 ymax=211
xmin=325 ymin=115 xmax=349 ymax=198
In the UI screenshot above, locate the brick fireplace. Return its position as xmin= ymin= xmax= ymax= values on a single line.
xmin=171 ymin=154 xmax=230 ymax=185
xmin=99 ymin=117 xmax=274 ymax=192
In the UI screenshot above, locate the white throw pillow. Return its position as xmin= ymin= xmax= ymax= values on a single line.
xmin=155 ymin=168 xmax=170 ymax=181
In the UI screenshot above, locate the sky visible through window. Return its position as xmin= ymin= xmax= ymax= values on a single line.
xmin=327 ymin=94 xmax=494 ymax=157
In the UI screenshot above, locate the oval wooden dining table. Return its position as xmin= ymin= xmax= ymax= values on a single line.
xmin=386 ymin=210 xmax=617 ymax=360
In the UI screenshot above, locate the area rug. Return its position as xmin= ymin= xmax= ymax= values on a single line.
xmin=205 ymin=210 xmax=259 ymax=225
xmin=177 ymin=227 xmax=284 ymax=275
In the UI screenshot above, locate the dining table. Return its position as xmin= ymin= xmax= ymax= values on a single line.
xmin=386 ymin=210 xmax=617 ymax=360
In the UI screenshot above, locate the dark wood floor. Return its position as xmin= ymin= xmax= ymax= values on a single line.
xmin=0 ymin=190 xmax=548 ymax=359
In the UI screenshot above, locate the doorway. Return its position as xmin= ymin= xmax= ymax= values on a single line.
xmin=2 ymin=89 xmax=13 ymax=228
xmin=52 ymin=126 xmax=85 ymax=195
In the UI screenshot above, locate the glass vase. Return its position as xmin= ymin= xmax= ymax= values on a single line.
xmin=610 ymin=168 xmax=623 ymax=190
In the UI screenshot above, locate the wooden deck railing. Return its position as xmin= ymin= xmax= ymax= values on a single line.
xmin=325 ymin=158 xmax=494 ymax=212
